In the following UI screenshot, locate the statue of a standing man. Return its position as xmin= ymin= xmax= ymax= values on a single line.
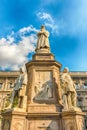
xmin=61 ymin=67 xmax=77 ymax=110
xmin=35 ymin=25 xmax=50 ymax=52
xmin=5 ymin=65 xmax=27 ymax=111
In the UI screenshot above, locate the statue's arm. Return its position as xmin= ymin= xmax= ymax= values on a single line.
xmin=37 ymin=31 xmax=44 ymax=36
xmin=37 ymin=31 xmax=49 ymax=37
xmin=43 ymin=31 xmax=49 ymax=37
xmin=22 ymin=74 xmax=27 ymax=85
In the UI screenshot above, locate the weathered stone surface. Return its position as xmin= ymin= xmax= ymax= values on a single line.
xmin=62 ymin=111 xmax=86 ymax=130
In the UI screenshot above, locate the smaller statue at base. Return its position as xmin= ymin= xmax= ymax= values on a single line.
xmin=4 ymin=65 xmax=27 ymax=112
xmin=61 ymin=67 xmax=80 ymax=111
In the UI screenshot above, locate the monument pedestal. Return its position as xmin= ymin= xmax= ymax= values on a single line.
xmin=33 ymin=53 xmax=55 ymax=61
xmin=61 ymin=110 xmax=86 ymax=130
xmin=2 ymin=110 xmax=62 ymax=130
xmin=27 ymin=104 xmax=60 ymax=113
xmin=2 ymin=109 xmax=86 ymax=130
xmin=26 ymin=112 xmax=62 ymax=130
xmin=2 ymin=110 xmax=27 ymax=130
xmin=26 ymin=53 xmax=62 ymax=113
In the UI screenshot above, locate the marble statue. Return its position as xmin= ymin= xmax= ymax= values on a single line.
xmin=78 ymin=80 xmax=84 ymax=89
xmin=61 ymin=67 xmax=77 ymax=110
xmin=35 ymin=25 xmax=50 ymax=51
xmin=5 ymin=65 xmax=27 ymax=111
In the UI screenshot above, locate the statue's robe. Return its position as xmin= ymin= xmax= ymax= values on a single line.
xmin=36 ymin=30 xmax=50 ymax=50
xmin=10 ymin=73 xmax=27 ymax=105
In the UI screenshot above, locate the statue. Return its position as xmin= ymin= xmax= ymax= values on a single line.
xmin=78 ymin=80 xmax=84 ymax=89
xmin=5 ymin=65 xmax=27 ymax=111
xmin=35 ymin=25 xmax=50 ymax=52
xmin=61 ymin=67 xmax=77 ymax=110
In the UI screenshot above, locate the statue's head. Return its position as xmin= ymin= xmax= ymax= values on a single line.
xmin=41 ymin=25 xmax=45 ymax=30
xmin=63 ymin=67 xmax=69 ymax=73
xmin=20 ymin=68 xmax=23 ymax=73
xmin=20 ymin=64 xmax=26 ymax=73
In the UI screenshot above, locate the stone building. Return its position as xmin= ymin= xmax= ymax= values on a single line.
xmin=0 ymin=71 xmax=20 ymax=110
xmin=70 ymin=72 xmax=87 ymax=112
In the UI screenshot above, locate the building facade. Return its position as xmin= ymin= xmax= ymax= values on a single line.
xmin=0 ymin=71 xmax=20 ymax=110
xmin=70 ymin=72 xmax=87 ymax=112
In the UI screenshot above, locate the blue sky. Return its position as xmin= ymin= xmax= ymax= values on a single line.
xmin=0 ymin=0 xmax=87 ymax=71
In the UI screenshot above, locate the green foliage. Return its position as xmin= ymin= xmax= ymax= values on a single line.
xmin=5 ymin=99 xmax=10 ymax=107
xmin=1 ymin=109 xmax=6 ymax=113
xmin=5 ymin=93 xmax=11 ymax=107
xmin=12 ymin=97 xmax=18 ymax=108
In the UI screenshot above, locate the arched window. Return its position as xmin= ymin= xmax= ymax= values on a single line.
xmin=0 ymin=83 xmax=3 ymax=89
xmin=9 ymin=83 xmax=13 ymax=88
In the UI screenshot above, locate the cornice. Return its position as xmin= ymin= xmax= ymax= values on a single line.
xmin=26 ymin=60 xmax=62 ymax=68
xmin=0 ymin=71 xmax=20 ymax=77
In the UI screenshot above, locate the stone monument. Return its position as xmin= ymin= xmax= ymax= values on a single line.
xmin=1 ymin=26 xmax=86 ymax=130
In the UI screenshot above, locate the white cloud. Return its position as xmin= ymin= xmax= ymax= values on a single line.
xmin=7 ymin=35 xmax=14 ymax=44
xmin=37 ymin=12 xmax=59 ymax=35
xmin=19 ymin=25 xmax=38 ymax=34
xmin=37 ymin=12 xmax=54 ymax=23
xmin=0 ymin=25 xmax=37 ymax=70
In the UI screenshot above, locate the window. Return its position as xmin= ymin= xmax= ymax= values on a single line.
xmin=9 ymin=83 xmax=13 ymax=88
xmin=0 ymin=83 xmax=3 ymax=89
xmin=84 ymin=83 xmax=87 ymax=89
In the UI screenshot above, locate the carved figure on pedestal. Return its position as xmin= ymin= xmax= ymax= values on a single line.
xmin=34 ymin=81 xmax=53 ymax=100
xmin=5 ymin=65 xmax=27 ymax=111
xmin=35 ymin=25 xmax=50 ymax=52
xmin=61 ymin=67 xmax=77 ymax=110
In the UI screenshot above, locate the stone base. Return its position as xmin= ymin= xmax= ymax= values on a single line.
xmin=61 ymin=110 xmax=86 ymax=130
xmin=32 ymin=53 xmax=55 ymax=61
xmin=1 ymin=109 xmax=86 ymax=130
xmin=26 ymin=113 xmax=62 ymax=130
xmin=36 ymin=48 xmax=50 ymax=54
xmin=1 ymin=111 xmax=62 ymax=130
xmin=27 ymin=104 xmax=60 ymax=113
xmin=1 ymin=111 xmax=27 ymax=130
xmin=62 ymin=106 xmax=82 ymax=112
